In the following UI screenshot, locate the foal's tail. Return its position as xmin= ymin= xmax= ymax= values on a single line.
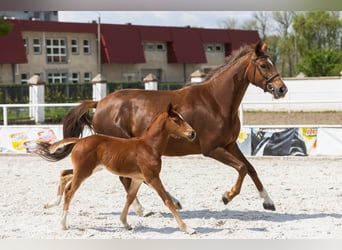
xmin=35 ymin=138 xmax=80 ymax=162
xmin=38 ymin=100 xmax=98 ymax=161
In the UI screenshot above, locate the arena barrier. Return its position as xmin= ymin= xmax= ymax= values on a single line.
xmin=1 ymin=125 xmax=341 ymax=156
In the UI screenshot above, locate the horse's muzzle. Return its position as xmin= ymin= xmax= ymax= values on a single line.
xmin=269 ymin=84 xmax=288 ymax=99
xmin=187 ymin=130 xmax=196 ymax=141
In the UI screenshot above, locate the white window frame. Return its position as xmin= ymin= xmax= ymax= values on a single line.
xmin=47 ymin=72 xmax=68 ymax=83
xmin=70 ymin=72 xmax=80 ymax=83
xmin=33 ymin=38 xmax=41 ymax=54
xmin=21 ymin=73 xmax=29 ymax=84
xmin=71 ymin=39 xmax=79 ymax=54
xmin=46 ymin=38 xmax=67 ymax=63
xmin=84 ymin=72 xmax=92 ymax=83
xmin=83 ymin=39 xmax=91 ymax=54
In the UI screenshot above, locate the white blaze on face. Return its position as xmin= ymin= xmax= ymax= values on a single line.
xmin=267 ymin=58 xmax=274 ymax=66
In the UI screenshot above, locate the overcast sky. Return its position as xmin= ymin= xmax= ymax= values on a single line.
xmin=58 ymin=11 xmax=254 ymax=29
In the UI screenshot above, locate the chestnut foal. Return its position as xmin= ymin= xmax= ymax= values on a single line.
xmin=35 ymin=104 xmax=196 ymax=234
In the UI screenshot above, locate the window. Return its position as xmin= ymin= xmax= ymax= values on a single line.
xmin=33 ymin=38 xmax=41 ymax=54
xmin=144 ymin=42 xmax=155 ymax=51
xmin=47 ymin=72 xmax=68 ymax=83
xmin=205 ymin=44 xmax=223 ymax=52
xmin=144 ymin=42 xmax=166 ymax=51
xmin=23 ymin=38 xmax=29 ymax=54
xmin=156 ymin=43 xmax=165 ymax=51
xmin=21 ymin=73 xmax=29 ymax=84
xmin=84 ymin=72 xmax=92 ymax=83
xmin=71 ymin=39 xmax=78 ymax=54
xmin=206 ymin=45 xmax=213 ymax=52
xmin=70 ymin=73 xmax=79 ymax=83
xmin=83 ymin=40 xmax=90 ymax=54
xmin=46 ymin=38 xmax=67 ymax=63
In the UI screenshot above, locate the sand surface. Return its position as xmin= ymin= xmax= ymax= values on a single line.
xmin=1 ymin=154 xmax=341 ymax=239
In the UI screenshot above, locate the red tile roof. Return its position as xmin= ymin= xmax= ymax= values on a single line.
xmin=0 ymin=22 xmax=27 ymax=63
xmin=0 ymin=19 xmax=260 ymax=65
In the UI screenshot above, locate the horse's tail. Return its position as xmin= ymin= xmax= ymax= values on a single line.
xmin=35 ymin=138 xmax=80 ymax=162
xmin=63 ymin=100 xmax=98 ymax=138
xmin=41 ymin=100 xmax=98 ymax=161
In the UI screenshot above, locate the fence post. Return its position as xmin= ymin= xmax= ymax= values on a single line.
xmin=92 ymin=73 xmax=107 ymax=101
xmin=190 ymin=70 xmax=205 ymax=83
xmin=28 ymin=74 xmax=45 ymax=123
xmin=144 ymin=73 xmax=158 ymax=90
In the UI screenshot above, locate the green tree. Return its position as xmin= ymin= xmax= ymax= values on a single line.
xmin=293 ymin=11 xmax=342 ymax=76
xmin=0 ymin=18 xmax=13 ymax=36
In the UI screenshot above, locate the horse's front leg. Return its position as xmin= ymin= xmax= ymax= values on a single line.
xmin=226 ymin=143 xmax=275 ymax=211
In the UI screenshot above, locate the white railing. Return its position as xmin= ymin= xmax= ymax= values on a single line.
xmin=1 ymin=101 xmax=341 ymax=127
xmin=0 ymin=103 xmax=78 ymax=126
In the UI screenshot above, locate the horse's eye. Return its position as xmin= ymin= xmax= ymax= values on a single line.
xmin=260 ymin=64 xmax=267 ymax=69
xmin=173 ymin=118 xmax=181 ymax=125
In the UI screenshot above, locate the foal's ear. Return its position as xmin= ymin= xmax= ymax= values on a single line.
xmin=255 ymin=40 xmax=268 ymax=56
xmin=167 ymin=103 xmax=178 ymax=117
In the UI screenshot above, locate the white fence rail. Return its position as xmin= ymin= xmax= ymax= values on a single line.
xmin=0 ymin=103 xmax=78 ymax=126
xmin=1 ymin=101 xmax=342 ymax=127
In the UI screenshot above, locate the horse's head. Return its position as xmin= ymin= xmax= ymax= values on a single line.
xmin=165 ymin=103 xmax=196 ymax=141
xmin=247 ymin=40 xmax=288 ymax=99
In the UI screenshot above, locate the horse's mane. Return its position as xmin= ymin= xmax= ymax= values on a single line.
xmin=204 ymin=44 xmax=254 ymax=81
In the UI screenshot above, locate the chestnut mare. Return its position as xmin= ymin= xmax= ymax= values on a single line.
xmin=46 ymin=40 xmax=287 ymax=215
xmin=35 ymin=104 xmax=197 ymax=234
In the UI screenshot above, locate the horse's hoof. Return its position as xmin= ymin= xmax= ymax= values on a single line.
xmin=143 ymin=211 xmax=155 ymax=217
xmin=175 ymin=201 xmax=182 ymax=210
xmin=263 ymin=202 xmax=276 ymax=211
xmin=222 ymin=195 xmax=230 ymax=205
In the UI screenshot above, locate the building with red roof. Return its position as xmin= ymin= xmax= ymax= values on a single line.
xmin=0 ymin=19 xmax=259 ymax=84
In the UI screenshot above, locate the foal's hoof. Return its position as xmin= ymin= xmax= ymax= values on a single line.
xmin=222 ymin=195 xmax=230 ymax=205
xmin=263 ymin=202 xmax=276 ymax=211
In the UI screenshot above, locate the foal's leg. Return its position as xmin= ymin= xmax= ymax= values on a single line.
xmin=44 ymin=169 xmax=73 ymax=209
xmin=119 ymin=176 xmax=149 ymax=216
xmin=226 ymin=143 xmax=275 ymax=210
xmin=61 ymin=168 xmax=92 ymax=230
xmin=120 ymin=179 xmax=142 ymax=230
xmin=119 ymin=177 xmax=182 ymax=216
xmin=147 ymin=175 xmax=195 ymax=235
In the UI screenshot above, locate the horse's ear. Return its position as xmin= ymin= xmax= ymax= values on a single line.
xmin=255 ymin=40 xmax=268 ymax=56
xmin=167 ymin=103 xmax=173 ymax=115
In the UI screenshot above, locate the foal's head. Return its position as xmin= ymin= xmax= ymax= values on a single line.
xmin=165 ymin=103 xmax=196 ymax=141
xmin=247 ymin=40 xmax=288 ymax=99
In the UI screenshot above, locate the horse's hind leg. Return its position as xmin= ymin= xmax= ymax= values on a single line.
xmin=120 ymin=179 xmax=142 ymax=230
xmin=44 ymin=169 xmax=73 ymax=209
xmin=209 ymin=143 xmax=275 ymax=211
